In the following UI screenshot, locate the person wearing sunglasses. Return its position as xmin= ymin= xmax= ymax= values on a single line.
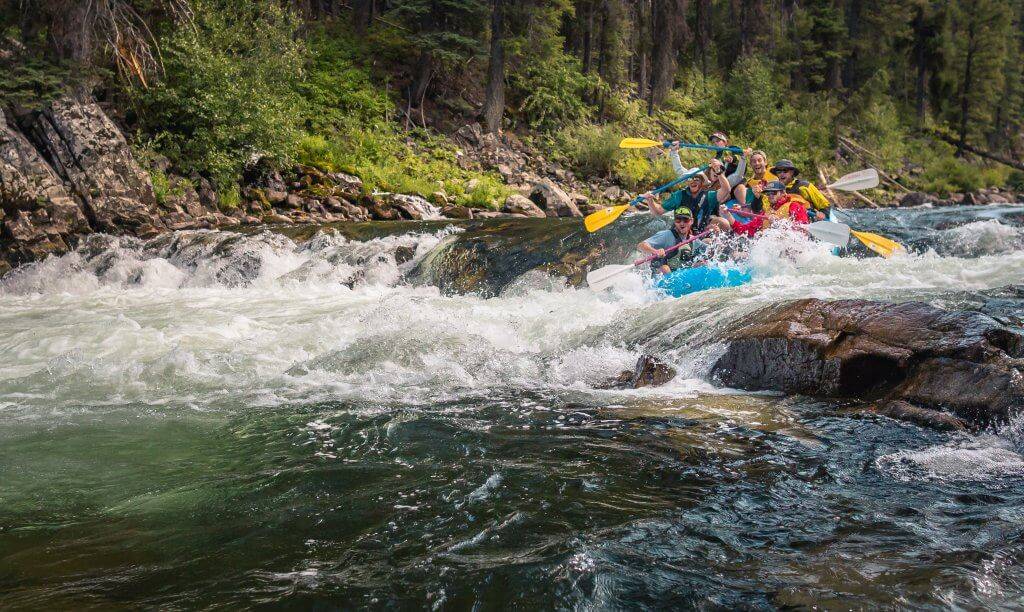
xmin=637 ymin=209 xmax=709 ymax=274
xmin=770 ymin=159 xmax=830 ymax=221
xmin=717 ymin=180 xmax=810 ymax=237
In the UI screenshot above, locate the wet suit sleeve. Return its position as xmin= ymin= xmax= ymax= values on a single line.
xmin=801 ymin=184 xmax=831 ymax=211
xmin=725 ymin=154 xmax=746 ymax=189
xmin=669 ymin=149 xmax=686 ymax=178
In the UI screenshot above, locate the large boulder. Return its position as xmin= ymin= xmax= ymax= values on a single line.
xmin=529 ymin=179 xmax=581 ymax=218
xmin=711 ymin=298 xmax=1024 ymax=426
xmin=502 ymin=194 xmax=545 ymax=218
xmin=899 ymin=191 xmax=929 ymax=207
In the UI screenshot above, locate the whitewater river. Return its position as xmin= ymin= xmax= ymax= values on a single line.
xmin=2 ymin=205 xmax=1024 ymax=608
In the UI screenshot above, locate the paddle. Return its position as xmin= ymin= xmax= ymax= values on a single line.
xmin=827 ymin=168 xmax=879 ymax=191
xmin=618 ymin=138 xmax=743 ymax=154
xmin=587 ymin=230 xmax=712 ymax=292
xmin=821 ymin=169 xmax=904 ymax=256
xmin=584 ymin=164 xmax=710 ymax=233
xmin=851 ymin=230 xmax=903 ymax=257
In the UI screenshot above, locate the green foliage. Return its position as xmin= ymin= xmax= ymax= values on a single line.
xmin=721 ymin=55 xmax=783 ymax=140
xmin=509 ymin=53 xmax=596 ymax=132
xmin=549 ymin=123 xmax=621 ymax=177
xmin=0 ymin=52 xmax=74 ymax=109
xmin=132 ymin=0 xmax=306 ymax=188
xmin=456 ymin=175 xmax=511 ymax=209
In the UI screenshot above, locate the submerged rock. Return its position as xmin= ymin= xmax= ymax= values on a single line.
xmin=865 ymin=400 xmax=968 ymax=432
xmin=601 ymin=355 xmax=677 ymax=389
xmin=711 ymin=298 xmax=1024 ymax=427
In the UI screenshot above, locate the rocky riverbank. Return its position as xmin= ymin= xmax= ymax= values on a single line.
xmin=2 ymin=94 xmax=1021 ymax=275
xmin=0 ymin=95 xmax=603 ymax=275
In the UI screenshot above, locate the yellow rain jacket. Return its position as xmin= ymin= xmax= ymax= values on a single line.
xmin=783 ymin=178 xmax=831 ymax=212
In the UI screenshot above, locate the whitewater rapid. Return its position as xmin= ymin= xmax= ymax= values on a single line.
xmin=2 ymin=211 xmax=1023 ymax=417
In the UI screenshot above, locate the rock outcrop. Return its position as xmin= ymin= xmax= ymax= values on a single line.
xmin=711 ymin=298 xmax=1024 ymax=427
xmin=1 ymin=96 xmax=172 ymax=272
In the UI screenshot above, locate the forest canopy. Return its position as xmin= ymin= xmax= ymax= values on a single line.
xmin=2 ymin=0 xmax=1022 ymax=199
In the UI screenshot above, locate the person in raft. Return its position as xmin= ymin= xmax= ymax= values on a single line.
xmin=744 ymin=150 xmax=777 ymax=213
xmin=637 ymin=209 xmax=708 ymax=274
xmin=717 ymin=180 xmax=810 ymax=237
xmin=770 ymin=159 xmax=831 ymax=221
xmin=664 ymin=133 xmax=752 ymax=206
xmin=641 ymin=158 xmax=732 ymax=232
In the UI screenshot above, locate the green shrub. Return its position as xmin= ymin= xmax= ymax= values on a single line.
xmin=456 ymin=175 xmax=512 ymax=210
xmin=509 ymin=52 xmax=596 ymax=132
xmin=133 ymin=0 xmax=306 ymax=189
xmin=551 ymin=123 xmax=621 ymax=177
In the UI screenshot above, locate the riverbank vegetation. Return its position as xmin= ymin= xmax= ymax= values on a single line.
xmin=2 ymin=0 xmax=1022 ymax=204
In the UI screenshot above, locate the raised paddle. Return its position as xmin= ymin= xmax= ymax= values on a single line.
xmin=827 ymin=168 xmax=879 ymax=191
xmin=821 ymin=169 xmax=904 ymax=256
xmin=587 ymin=230 xmax=712 ymax=291
xmin=618 ymin=138 xmax=743 ymax=154
xmin=584 ymin=164 xmax=710 ymax=233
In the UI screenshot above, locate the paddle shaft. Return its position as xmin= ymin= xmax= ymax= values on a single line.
xmin=667 ymin=141 xmax=744 ymax=154
xmin=635 ymin=230 xmax=712 ymax=266
xmin=629 ymin=164 xmax=710 ymax=206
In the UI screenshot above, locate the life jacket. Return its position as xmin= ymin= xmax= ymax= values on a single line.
xmin=769 ymin=194 xmax=810 ymax=223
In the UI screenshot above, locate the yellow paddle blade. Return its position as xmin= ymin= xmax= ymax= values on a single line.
xmin=584 ymin=204 xmax=630 ymax=232
xmin=618 ymin=137 xmax=663 ymax=149
xmin=851 ymin=230 xmax=904 ymax=258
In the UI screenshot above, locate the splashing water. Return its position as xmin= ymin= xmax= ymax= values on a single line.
xmin=2 ymin=205 xmax=1024 ymax=608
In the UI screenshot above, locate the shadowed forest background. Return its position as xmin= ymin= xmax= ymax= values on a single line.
xmin=3 ymin=0 xmax=1022 ymax=207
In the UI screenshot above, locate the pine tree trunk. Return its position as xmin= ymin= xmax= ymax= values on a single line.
xmin=958 ymin=20 xmax=977 ymax=157
xmin=912 ymin=5 xmax=928 ymax=125
xmin=582 ymin=0 xmax=595 ymax=74
xmin=483 ymin=0 xmax=506 ymax=134
xmin=695 ymin=0 xmax=711 ymax=75
xmin=648 ymin=0 xmax=676 ymax=113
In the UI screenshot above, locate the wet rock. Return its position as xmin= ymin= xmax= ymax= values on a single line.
xmin=502 ymin=194 xmax=545 ymax=218
xmin=601 ymin=355 xmax=677 ymax=389
xmin=603 ymin=185 xmax=629 ymax=202
xmin=327 ymin=172 xmax=363 ymax=195
xmin=442 ymin=205 xmax=473 ymax=219
xmin=365 ymin=196 xmax=399 ymax=221
xmin=899 ymin=191 xmax=929 ymax=207
xmin=384 ymin=193 xmax=440 ymax=220
xmin=529 ymin=180 xmax=581 ymax=218
xmin=263 ymin=213 xmax=293 ymax=224
xmin=430 ymin=191 xmax=449 ymax=206
xmin=266 ymin=189 xmax=288 ymax=205
xmin=282 ymin=194 xmax=303 ymax=209
xmin=711 ymin=298 xmax=1024 ymax=427
xmin=866 ymin=400 xmax=968 ymax=432
xmin=394 ymin=245 xmax=416 ymax=265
